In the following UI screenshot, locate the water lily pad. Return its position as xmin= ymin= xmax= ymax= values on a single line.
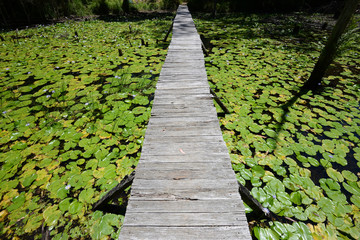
xmin=69 ymin=200 xmax=83 ymax=215
xmin=24 ymin=213 xmax=43 ymax=233
xmin=59 ymin=198 xmax=72 ymax=212
xmin=342 ymin=170 xmax=358 ymax=182
xmin=326 ymin=168 xmax=344 ymax=182
xmin=7 ymin=192 xmax=26 ymax=212
xmin=290 ymin=192 xmax=302 ymax=205
xmin=79 ymin=188 xmax=95 ymax=203
xmin=252 ymin=165 xmax=265 ymax=178
xmin=318 ymin=197 xmax=335 ymax=214
xmin=43 ymin=205 xmax=61 ymax=227
xmin=350 ymin=195 xmax=360 ymax=208
xmin=305 ymin=205 xmax=326 ymax=223
xmin=343 ymin=182 xmax=360 ymax=196
xmin=22 ymin=173 xmax=38 ymax=187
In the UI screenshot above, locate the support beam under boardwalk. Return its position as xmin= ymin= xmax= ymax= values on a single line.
xmin=119 ymin=4 xmax=251 ymax=240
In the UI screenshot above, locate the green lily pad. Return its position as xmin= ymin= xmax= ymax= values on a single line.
xmin=79 ymin=188 xmax=95 ymax=203
xmin=252 ymin=165 xmax=265 ymax=178
xmin=305 ymin=205 xmax=326 ymax=223
xmin=318 ymin=197 xmax=335 ymax=214
xmin=350 ymin=195 xmax=360 ymax=208
xmin=7 ymin=192 xmax=26 ymax=212
xmin=11 ymin=141 xmax=28 ymax=150
xmin=326 ymin=168 xmax=344 ymax=182
xmin=290 ymin=191 xmax=302 ymax=205
xmin=22 ymin=173 xmax=38 ymax=187
xmin=69 ymin=200 xmax=83 ymax=215
xmin=59 ymin=198 xmax=72 ymax=212
xmin=43 ymin=205 xmax=62 ymax=227
xmin=342 ymin=170 xmax=358 ymax=182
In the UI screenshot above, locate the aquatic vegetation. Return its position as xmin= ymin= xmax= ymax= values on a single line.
xmin=0 ymin=17 xmax=170 ymax=239
xmin=195 ymin=13 xmax=360 ymax=240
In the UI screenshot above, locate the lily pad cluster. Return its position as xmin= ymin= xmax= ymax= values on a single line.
xmin=195 ymin=13 xmax=360 ymax=239
xmin=0 ymin=17 xmax=170 ymax=239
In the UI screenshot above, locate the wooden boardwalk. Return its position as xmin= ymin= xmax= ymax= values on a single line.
xmin=119 ymin=5 xmax=251 ymax=239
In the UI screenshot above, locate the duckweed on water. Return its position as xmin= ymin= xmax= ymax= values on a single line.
xmin=195 ymin=13 xmax=360 ymax=240
xmin=0 ymin=17 xmax=170 ymax=239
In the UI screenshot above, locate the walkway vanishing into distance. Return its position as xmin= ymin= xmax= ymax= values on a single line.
xmin=119 ymin=5 xmax=251 ymax=239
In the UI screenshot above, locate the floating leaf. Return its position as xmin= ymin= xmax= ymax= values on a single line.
xmin=351 ymin=195 xmax=360 ymax=208
xmin=79 ymin=188 xmax=95 ymax=203
xmin=326 ymin=168 xmax=344 ymax=182
xmin=252 ymin=165 xmax=265 ymax=178
xmin=69 ymin=200 xmax=83 ymax=215
xmin=342 ymin=170 xmax=358 ymax=182
xmin=305 ymin=205 xmax=326 ymax=223
xmin=22 ymin=173 xmax=37 ymax=187
xmin=7 ymin=193 xmax=26 ymax=212
xmin=43 ymin=205 xmax=61 ymax=227
xmin=59 ymin=198 xmax=72 ymax=212
xmin=318 ymin=197 xmax=335 ymax=214
xmin=290 ymin=192 xmax=302 ymax=205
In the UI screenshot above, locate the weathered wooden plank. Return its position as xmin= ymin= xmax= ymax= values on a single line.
xmin=141 ymin=144 xmax=227 ymax=156
xmin=141 ymin=140 xmax=226 ymax=149
xmin=159 ymin=73 xmax=207 ymax=78
xmin=123 ymin=212 xmax=247 ymax=226
xmin=131 ymin=178 xmax=239 ymax=189
xmin=134 ymin=168 xmax=235 ymax=180
xmin=148 ymin=119 xmax=219 ymax=128
xmin=148 ymin=116 xmax=218 ymax=124
xmin=153 ymin=94 xmax=212 ymax=101
xmin=150 ymin=108 xmax=216 ymax=116
xmin=135 ymin=161 xmax=230 ymax=170
xmin=161 ymin=62 xmax=205 ymax=68
xmin=154 ymin=88 xmax=210 ymax=95
xmin=144 ymin=125 xmax=222 ymax=136
xmin=151 ymin=101 xmax=214 ymax=108
xmin=139 ymin=153 xmax=231 ymax=163
xmin=120 ymin=226 xmax=249 ymax=240
xmin=158 ymin=75 xmax=207 ymax=80
xmin=130 ymin=188 xmax=240 ymax=201
xmin=143 ymin=135 xmax=225 ymax=143
xmin=156 ymin=81 xmax=209 ymax=89
xmin=165 ymin=52 xmax=204 ymax=59
xmin=168 ymin=45 xmax=200 ymax=50
xmin=126 ymin=199 xmax=245 ymax=212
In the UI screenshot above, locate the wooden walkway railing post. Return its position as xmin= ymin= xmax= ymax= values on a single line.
xmin=119 ymin=5 xmax=252 ymax=239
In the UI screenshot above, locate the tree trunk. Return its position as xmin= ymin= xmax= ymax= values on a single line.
xmin=122 ymin=0 xmax=130 ymax=13
xmin=303 ymin=0 xmax=359 ymax=90
xmin=212 ymin=0 xmax=217 ymax=18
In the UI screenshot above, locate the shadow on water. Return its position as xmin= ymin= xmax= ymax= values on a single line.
xmin=273 ymin=86 xmax=311 ymax=148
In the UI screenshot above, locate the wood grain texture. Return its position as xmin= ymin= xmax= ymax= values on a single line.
xmin=118 ymin=4 xmax=251 ymax=239
xmin=120 ymin=226 xmax=250 ymax=240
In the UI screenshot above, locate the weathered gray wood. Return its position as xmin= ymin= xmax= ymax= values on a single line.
xmin=155 ymin=88 xmax=210 ymax=95
xmin=127 ymin=199 xmax=245 ymax=212
xmin=130 ymin=188 xmax=241 ymax=201
xmin=119 ymin=4 xmax=251 ymax=239
xmin=134 ymin=162 xmax=230 ymax=171
xmin=123 ymin=212 xmax=247 ymax=226
xmin=139 ymin=154 xmax=231 ymax=163
xmin=153 ymin=96 xmax=213 ymax=104
xmin=134 ymin=169 xmax=236 ymax=180
xmin=131 ymin=179 xmax=239 ymax=190
xmin=120 ymin=226 xmax=249 ymax=240
xmin=134 ymin=165 xmax=235 ymax=180
xmin=143 ymin=135 xmax=225 ymax=144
